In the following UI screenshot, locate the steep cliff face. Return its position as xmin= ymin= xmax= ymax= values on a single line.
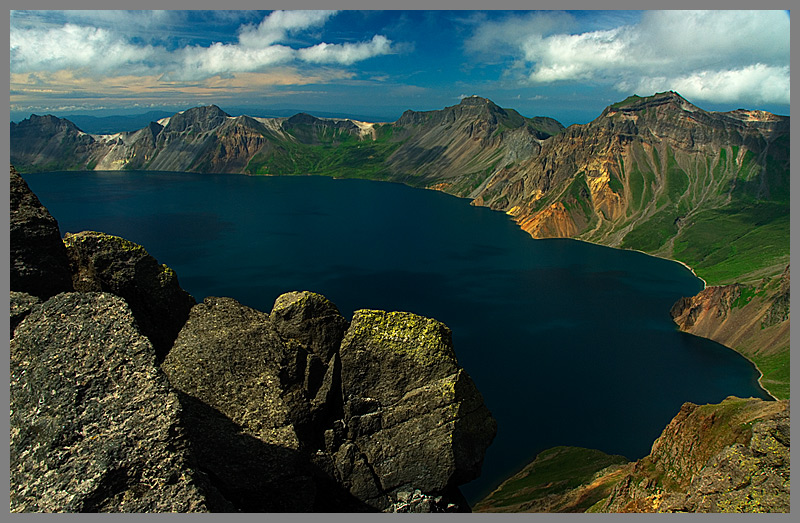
xmin=472 ymin=92 xmax=789 ymax=286
xmin=475 ymin=396 xmax=790 ymax=513
xmin=671 ymin=266 xmax=790 ymax=399
xmin=381 ymin=96 xmax=563 ymax=195
xmin=9 ymin=115 xmax=99 ymax=171
xmin=12 ymin=93 xmax=786 ymax=287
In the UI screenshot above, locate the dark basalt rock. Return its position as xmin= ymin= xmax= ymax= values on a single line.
xmin=161 ymin=297 xmax=314 ymax=509
xmin=63 ymin=230 xmax=196 ymax=361
xmin=162 ymin=296 xmax=314 ymax=448
xmin=161 ymin=295 xmax=496 ymax=512
xmin=9 ymin=292 xmax=218 ymax=512
xmin=9 ymin=166 xmax=74 ymax=298
xmin=337 ymin=310 xmax=497 ymax=510
xmin=9 ymin=291 xmax=41 ymax=333
xmin=270 ymin=290 xmax=350 ymax=363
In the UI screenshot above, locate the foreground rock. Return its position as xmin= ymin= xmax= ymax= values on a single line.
xmin=601 ymin=397 xmax=790 ymax=513
xmin=10 ymin=292 xmax=219 ymax=512
xmin=162 ymin=292 xmax=496 ymax=512
xmin=9 ymin=291 xmax=41 ymax=333
xmin=161 ymin=296 xmax=332 ymax=511
xmin=338 ymin=309 xmax=497 ymax=509
xmin=9 ymin=166 xmax=73 ymax=298
xmin=63 ymin=230 xmax=196 ymax=361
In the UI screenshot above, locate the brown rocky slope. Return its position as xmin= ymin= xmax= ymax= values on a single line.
xmin=475 ymin=396 xmax=789 ymax=513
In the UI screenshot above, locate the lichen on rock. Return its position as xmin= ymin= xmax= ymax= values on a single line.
xmin=63 ymin=230 xmax=196 ymax=361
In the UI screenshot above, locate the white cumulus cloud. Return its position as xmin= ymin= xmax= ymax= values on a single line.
xmin=297 ymin=35 xmax=394 ymax=65
xmin=468 ymin=10 xmax=790 ymax=106
xmin=10 ymin=23 xmax=162 ymax=74
xmin=174 ymin=43 xmax=296 ymax=80
xmin=625 ymin=64 xmax=791 ymax=106
xmin=10 ymin=10 xmax=394 ymax=83
xmin=238 ymin=10 xmax=335 ymax=48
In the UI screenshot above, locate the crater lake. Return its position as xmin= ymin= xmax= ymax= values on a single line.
xmin=23 ymin=170 xmax=771 ymax=503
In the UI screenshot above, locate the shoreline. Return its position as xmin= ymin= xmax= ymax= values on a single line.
xmin=625 ymin=249 xmax=778 ymax=402
xmin=502 ymin=228 xmax=778 ymax=401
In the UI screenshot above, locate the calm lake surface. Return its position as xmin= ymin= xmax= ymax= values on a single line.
xmin=24 ymin=171 xmax=771 ymax=503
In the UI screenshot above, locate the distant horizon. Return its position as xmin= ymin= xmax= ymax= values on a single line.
xmin=10 ymin=10 xmax=790 ymax=127
xmin=9 ymin=89 xmax=791 ymax=131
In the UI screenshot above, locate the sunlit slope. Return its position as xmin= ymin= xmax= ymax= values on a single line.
xmin=471 ymin=92 xmax=789 ymax=286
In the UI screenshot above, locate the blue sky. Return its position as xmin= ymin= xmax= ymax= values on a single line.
xmin=9 ymin=9 xmax=791 ymax=125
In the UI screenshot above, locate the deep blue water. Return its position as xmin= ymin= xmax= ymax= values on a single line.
xmin=24 ymin=171 xmax=771 ymax=503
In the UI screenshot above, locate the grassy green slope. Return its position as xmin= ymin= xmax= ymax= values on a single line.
xmin=473 ymin=446 xmax=628 ymax=513
xmin=243 ymin=124 xmax=403 ymax=180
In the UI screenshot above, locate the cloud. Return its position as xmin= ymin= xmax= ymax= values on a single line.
xmin=11 ymin=67 xmax=356 ymax=112
xmin=464 ymin=11 xmax=574 ymax=59
xmin=624 ymin=64 xmax=791 ymax=106
xmin=468 ymin=10 xmax=790 ymax=105
xmin=238 ymin=10 xmax=335 ymax=47
xmin=10 ymin=10 xmax=393 ymax=83
xmin=172 ymin=43 xmax=295 ymax=80
xmin=297 ymin=35 xmax=394 ymax=65
xmin=10 ymin=10 xmax=174 ymax=33
xmin=10 ymin=23 xmax=163 ymax=74
xmin=522 ymin=27 xmax=629 ymax=83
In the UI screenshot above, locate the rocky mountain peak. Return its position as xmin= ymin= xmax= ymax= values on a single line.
xmin=11 ymin=113 xmax=84 ymax=134
xmin=286 ymin=112 xmax=321 ymax=125
xmin=602 ymin=91 xmax=700 ymax=118
xmin=458 ymin=95 xmax=499 ymax=108
xmin=164 ymin=105 xmax=230 ymax=134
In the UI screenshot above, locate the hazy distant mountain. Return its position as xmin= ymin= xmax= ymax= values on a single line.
xmin=18 ymin=111 xmax=176 ymax=135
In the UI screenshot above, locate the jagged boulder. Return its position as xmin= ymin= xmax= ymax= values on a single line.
xmin=270 ymin=290 xmax=350 ymax=363
xmin=161 ymin=294 xmax=496 ymax=512
xmin=337 ymin=309 xmax=497 ymax=510
xmin=9 ymin=165 xmax=73 ymax=298
xmin=63 ymin=230 xmax=195 ymax=361
xmin=160 ymin=296 xmax=344 ymax=512
xmin=10 ymin=292 xmax=217 ymax=512
xmin=162 ymin=296 xmax=314 ymax=449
